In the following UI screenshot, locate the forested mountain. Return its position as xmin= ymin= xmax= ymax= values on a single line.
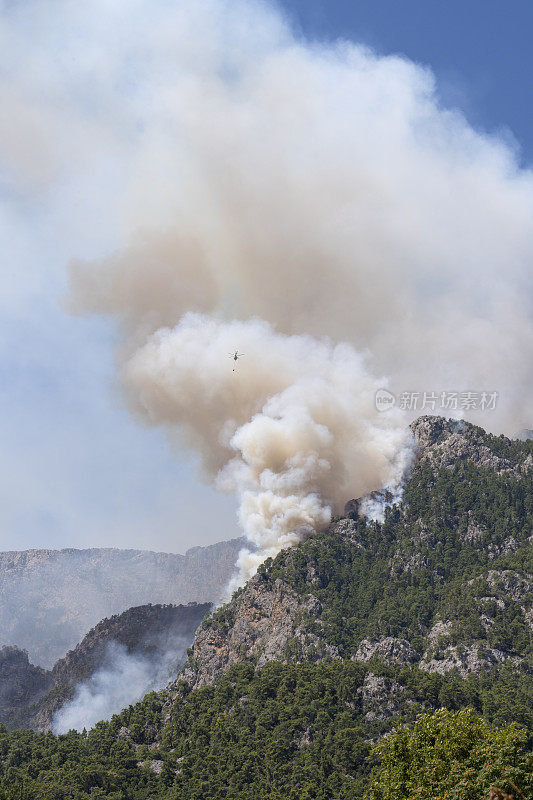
xmin=0 ymin=539 xmax=241 ymax=666
xmin=182 ymin=416 xmax=531 ymax=691
xmin=0 ymin=416 xmax=530 ymax=799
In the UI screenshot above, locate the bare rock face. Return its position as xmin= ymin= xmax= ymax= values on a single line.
xmin=419 ymin=643 xmax=519 ymax=677
xmin=332 ymin=517 xmax=365 ymax=548
xmin=424 ymin=620 xmax=453 ymax=644
xmin=357 ymin=674 xmax=410 ymax=721
xmin=354 ymin=637 xmax=418 ymax=665
xmin=484 ymin=570 xmax=533 ymax=630
xmin=0 ymin=539 xmax=242 ymax=667
xmin=485 ymin=570 xmax=532 ymax=605
xmin=461 ymin=513 xmax=486 ymax=545
xmin=410 ymin=416 xmax=530 ymax=475
xmin=138 ymin=759 xmax=164 ymax=775
xmin=418 ymin=608 xmax=525 ymax=678
xmin=181 ymin=576 xmax=309 ymax=690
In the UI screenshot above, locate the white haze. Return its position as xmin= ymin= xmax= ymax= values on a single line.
xmin=53 ymin=639 xmax=188 ymax=734
xmin=1 ymin=0 xmax=532 ymax=581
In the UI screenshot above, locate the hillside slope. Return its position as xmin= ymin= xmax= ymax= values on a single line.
xmin=0 ymin=603 xmax=210 ymax=731
xmin=0 ymin=416 xmax=530 ymax=799
xmin=0 ymin=647 xmax=51 ymax=729
xmin=0 ymin=538 xmax=241 ymax=666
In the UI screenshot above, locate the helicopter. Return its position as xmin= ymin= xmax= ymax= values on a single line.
xmin=229 ymin=351 xmax=244 ymax=371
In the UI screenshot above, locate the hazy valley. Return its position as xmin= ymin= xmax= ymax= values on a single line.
xmin=0 ymin=539 xmax=241 ymax=667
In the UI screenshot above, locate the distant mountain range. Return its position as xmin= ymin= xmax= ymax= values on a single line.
xmin=0 ymin=539 xmax=242 ymax=667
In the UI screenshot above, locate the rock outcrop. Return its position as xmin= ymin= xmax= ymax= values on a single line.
xmin=410 ymin=416 xmax=532 ymax=476
xmin=181 ymin=578 xmax=321 ymax=690
xmin=357 ymin=673 xmax=411 ymax=721
xmin=419 ymin=642 xmax=519 ymax=677
xmin=354 ymin=637 xmax=418 ymax=665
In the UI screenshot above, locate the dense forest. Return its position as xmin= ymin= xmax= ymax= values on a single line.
xmin=249 ymin=456 xmax=532 ymax=662
xmin=0 ymin=663 xmax=530 ymax=799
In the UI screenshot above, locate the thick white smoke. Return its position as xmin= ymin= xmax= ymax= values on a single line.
xmin=123 ymin=313 xmax=411 ymax=588
xmin=2 ymin=0 xmax=532 ymax=580
xmin=53 ymin=639 xmax=189 ymax=733
xmin=61 ymin=0 xmax=531 ymax=434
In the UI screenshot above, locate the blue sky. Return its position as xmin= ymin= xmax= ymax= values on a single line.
xmin=0 ymin=0 xmax=531 ymax=554
xmin=285 ymin=0 xmax=533 ymax=165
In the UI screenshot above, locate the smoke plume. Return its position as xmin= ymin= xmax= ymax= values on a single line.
xmin=123 ymin=313 xmax=411 ymax=589
xmin=53 ymin=638 xmax=189 ymax=733
xmin=3 ymin=1 xmax=531 ymax=582
xmin=63 ymin=0 xmax=532 ymax=436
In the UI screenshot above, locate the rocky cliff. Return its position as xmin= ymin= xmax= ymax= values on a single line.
xmin=176 ymin=416 xmax=532 ymax=693
xmin=0 ymin=538 xmax=242 ymax=667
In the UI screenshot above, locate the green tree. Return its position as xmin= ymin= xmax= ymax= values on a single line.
xmin=369 ymin=708 xmax=532 ymax=800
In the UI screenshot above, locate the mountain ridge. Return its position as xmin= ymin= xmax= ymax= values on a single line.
xmin=0 ymin=538 xmax=242 ymax=666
